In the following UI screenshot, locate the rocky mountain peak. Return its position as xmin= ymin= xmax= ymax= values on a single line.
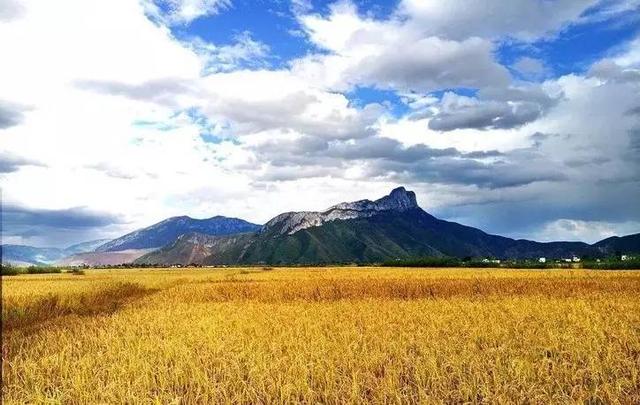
xmin=380 ymin=187 xmax=418 ymax=210
xmin=264 ymin=187 xmax=421 ymax=235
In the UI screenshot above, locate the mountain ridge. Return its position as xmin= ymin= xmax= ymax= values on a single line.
xmin=95 ymin=215 xmax=261 ymax=252
xmin=263 ymin=187 xmax=418 ymax=236
xmin=1 ymin=239 xmax=111 ymax=266
xmin=6 ymin=188 xmax=639 ymax=267
xmin=137 ymin=188 xmax=640 ymax=266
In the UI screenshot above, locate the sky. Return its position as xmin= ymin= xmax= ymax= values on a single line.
xmin=1 ymin=0 xmax=639 ymax=247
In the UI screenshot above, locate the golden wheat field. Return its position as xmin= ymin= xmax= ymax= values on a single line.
xmin=2 ymin=267 xmax=640 ymax=404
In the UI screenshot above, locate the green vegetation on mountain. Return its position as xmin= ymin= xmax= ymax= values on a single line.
xmin=138 ymin=206 xmax=630 ymax=266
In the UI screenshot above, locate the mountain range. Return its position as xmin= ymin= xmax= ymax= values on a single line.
xmin=95 ymin=216 xmax=260 ymax=252
xmin=137 ymin=187 xmax=640 ymax=265
xmin=2 ymin=216 xmax=259 ymax=266
xmin=1 ymin=239 xmax=110 ymax=266
xmin=3 ymin=187 xmax=639 ymax=266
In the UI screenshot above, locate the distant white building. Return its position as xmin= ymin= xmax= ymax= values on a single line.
xmin=538 ymin=257 xmax=546 ymax=263
xmin=572 ymin=256 xmax=581 ymax=262
xmin=621 ymin=255 xmax=628 ymax=261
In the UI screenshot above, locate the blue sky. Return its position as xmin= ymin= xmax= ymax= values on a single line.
xmin=178 ymin=0 xmax=639 ymax=110
xmin=1 ymin=0 xmax=639 ymax=247
xmin=184 ymin=0 xmax=640 ymax=76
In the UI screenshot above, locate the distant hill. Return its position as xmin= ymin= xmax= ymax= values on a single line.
xmin=593 ymin=234 xmax=640 ymax=255
xmin=139 ymin=187 xmax=637 ymax=266
xmin=2 ymin=245 xmax=68 ymax=266
xmin=3 ymin=217 xmax=261 ymax=267
xmin=56 ymin=249 xmax=155 ymax=266
xmin=63 ymin=239 xmax=112 ymax=255
xmin=8 ymin=188 xmax=638 ymax=267
xmin=2 ymin=239 xmax=111 ymax=266
xmin=139 ymin=233 xmax=253 ymax=265
xmin=95 ymin=216 xmax=261 ymax=252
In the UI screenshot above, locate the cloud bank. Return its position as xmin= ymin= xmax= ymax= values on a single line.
xmin=1 ymin=0 xmax=639 ymax=246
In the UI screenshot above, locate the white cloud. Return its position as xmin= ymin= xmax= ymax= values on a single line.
xmin=0 ymin=0 xmax=225 ymax=236
xmin=195 ymin=69 xmax=386 ymax=140
xmin=144 ymin=0 xmax=231 ymax=25
xmin=188 ymin=31 xmax=270 ymax=73
xmin=531 ymin=219 xmax=640 ymax=244
xmin=427 ymin=90 xmax=551 ymax=131
xmin=513 ymin=57 xmax=548 ymax=80
xmin=398 ymin=0 xmax=598 ymax=41
xmin=613 ymin=36 xmax=640 ymax=67
xmin=0 ymin=0 xmax=25 ymax=21
xmin=0 ymin=0 xmax=201 ymax=102
xmin=293 ymin=2 xmax=510 ymax=92
xmin=1 ymin=0 xmax=638 ymax=246
xmin=0 ymin=0 xmax=393 ymax=244
xmin=0 ymin=99 xmax=31 ymax=129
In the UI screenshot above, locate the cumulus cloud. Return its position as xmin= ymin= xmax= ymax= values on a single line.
xmin=181 ymin=31 xmax=271 ymax=73
xmin=588 ymin=59 xmax=640 ymax=83
xmin=531 ymin=219 xmax=640 ymax=244
xmin=345 ymin=37 xmax=510 ymax=92
xmin=252 ymin=135 xmax=460 ymax=166
xmin=373 ymin=151 xmax=568 ymax=189
xmin=429 ymin=94 xmax=542 ymax=131
xmin=436 ymin=178 xmax=640 ymax=242
xmin=197 ymin=70 xmax=387 ymax=139
xmin=86 ymin=162 xmax=138 ymax=180
xmin=0 ymin=0 xmax=25 ymax=21
xmin=77 ymin=66 xmax=388 ymax=142
xmin=2 ymin=204 xmax=123 ymax=229
xmin=614 ymin=36 xmax=640 ymax=67
xmin=397 ymin=0 xmax=601 ymax=41
xmin=143 ymin=0 xmax=231 ymax=25
xmin=513 ymin=57 xmax=548 ymax=80
xmin=587 ymin=36 xmax=640 ymax=83
xmin=293 ymin=2 xmax=510 ymax=92
xmin=250 ymin=133 xmax=556 ymax=189
xmin=428 ymin=87 xmax=557 ymax=131
xmin=74 ymin=78 xmax=197 ymax=107
xmin=1 ymin=204 xmax=126 ymax=247
xmin=0 ymin=100 xmax=30 ymax=129
xmin=0 ymin=152 xmax=43 ymax=173
xmin=1 ymin=0 xmax=638 ymax=246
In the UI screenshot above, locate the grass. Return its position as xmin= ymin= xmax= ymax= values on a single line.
xmin=1 ymin=265 xmax=65 ymax=276
xmin=583 ymin=259 xmax=640 ymax=269
xmin=2 ymin=267 xmax=640 ymax=403
xmin=383 ymin=257 xmax=640 ymax=269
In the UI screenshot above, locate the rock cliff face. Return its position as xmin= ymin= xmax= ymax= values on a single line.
xmin=263 ymin=187 xmax=418 ymax=235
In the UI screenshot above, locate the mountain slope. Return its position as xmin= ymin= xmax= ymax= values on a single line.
xmin=2 ymin=239 xmax=112 ymax=266
xmin=64 ymin=239 xmax=112 ymax=255
xmin=264 ymin=186 xmax=420 ymax=235
xmin=96 ymin=216 xmax=261 ymax=252
xmin=57 ymin=249 xmax=155 ymax=266
xmin=139 ymin=233 xmax=255 ymax=265
xmin=592 ymin=233 xmax=640 ymax=255
xmin=138 ymin=187 xmax=624 ymax=266
xmin=1 ymin=245 xmax=68 ymax=266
